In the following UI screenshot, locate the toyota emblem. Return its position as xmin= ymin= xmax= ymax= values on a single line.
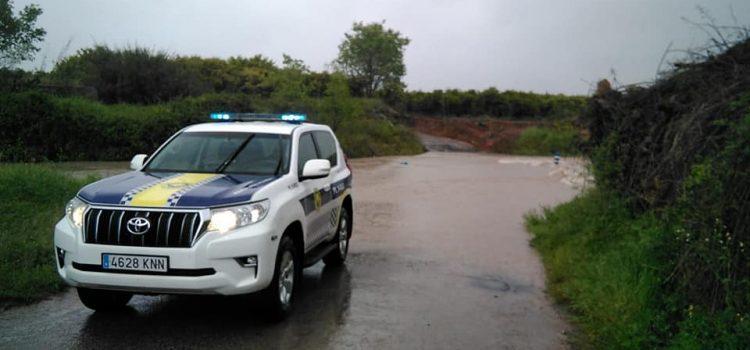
xmin=127 ymin=217 xmax=151 ymax=235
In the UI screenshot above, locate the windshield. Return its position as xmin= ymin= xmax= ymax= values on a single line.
xmin=144 ymin=132 xmax=291 ymax=175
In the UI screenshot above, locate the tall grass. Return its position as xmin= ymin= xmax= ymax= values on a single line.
xmin=0 ymin=165 xmax=94 ymax=302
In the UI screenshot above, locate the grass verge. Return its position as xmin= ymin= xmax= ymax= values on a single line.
xmin=0 ymin=165 xmax=94 ymax=303
xmin=525 ymin=189 xmax=665 ymax=348
xmin=526 ymin=188 xmax=750 ymax=348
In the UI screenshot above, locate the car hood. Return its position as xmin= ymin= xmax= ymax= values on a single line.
xmin=78 ymin=171 xmax=278 ymax=208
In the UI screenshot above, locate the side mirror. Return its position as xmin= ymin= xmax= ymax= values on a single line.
xmin=301 ymin=159 xmax=331 ymax=180
xmin=130 ymin=154 xmax=148 ymax=170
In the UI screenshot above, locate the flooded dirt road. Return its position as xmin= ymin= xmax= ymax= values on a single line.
xmin=0 ymin=152 xmax=583 ymax=349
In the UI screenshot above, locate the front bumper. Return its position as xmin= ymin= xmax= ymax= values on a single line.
xmin=53 ymin=217 xmax=280 ymax=295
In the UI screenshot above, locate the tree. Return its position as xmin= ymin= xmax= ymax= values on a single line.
xmin=319 ymin=73 xmax=361 ymax=132
xmin=0 ymin=0 xmax=45 ymax=68
xmin=269 ymin=54 xmax=310 ymax=111
xmin=52 ymin=45 xmax=189 ymax=104
xmin=335 ymin=21 xmax=409 ymax=97
xmin=230 ymin=54 xmax=277 ymax=96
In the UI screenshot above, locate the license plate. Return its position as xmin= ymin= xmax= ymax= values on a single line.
xmin=102 ymin=254 xmax=168 ymax=272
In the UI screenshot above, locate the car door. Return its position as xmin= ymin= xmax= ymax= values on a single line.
xmin=312 ymin=131 xmax=342 ymax=240
xmin=296 ymin=132 xmax=330 ymax=248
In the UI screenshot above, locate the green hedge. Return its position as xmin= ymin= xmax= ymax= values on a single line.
xmin=0 ymin=92 xmax=423 ymax=162
xmin=0 ymin=92 xmax=191 ymax=161
xmin=402 ymin=88 xmax=586 ymax=119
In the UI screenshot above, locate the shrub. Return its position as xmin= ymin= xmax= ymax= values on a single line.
xmin=0 ymin=90 xmax=423 ymax=162
xmin=512 ymin=123 xmax=580 ymax=156
xmin=51 ymin=45 xmax=193 ymax=104
xmin=47 ymin=45 xmax=335 ymax=105
xmin=582 ymin=39 xmax=750 ymax=210
xmin=553 ymin=37 xmax=750 ymax=347
xmin=0 ymin=91 xmax=194 ymax=161
xmin=337 ymin=118 xmax=423 ymax=157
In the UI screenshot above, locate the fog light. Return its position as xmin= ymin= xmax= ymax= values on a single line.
xmin=236 ymin=255 xmax=258 ymax=268
xmin=56 ymin=247 xmax=65 ymax=268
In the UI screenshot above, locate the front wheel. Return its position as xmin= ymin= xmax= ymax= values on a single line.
xmin=323 ymin=206 xmax=350 ymax=266
xmin=77 ymin=288 xmax=132 ymax=311
xmin=263 ymin=235 xmax=299 ymax=321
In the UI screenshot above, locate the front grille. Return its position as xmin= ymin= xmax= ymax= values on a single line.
xmin=83 ymin=208 xmax=205 ymax=248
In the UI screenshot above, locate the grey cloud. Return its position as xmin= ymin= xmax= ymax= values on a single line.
xmin=18 ymin=0 xmax=750 ymax=94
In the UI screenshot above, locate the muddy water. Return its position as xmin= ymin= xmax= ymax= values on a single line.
xmin=0 ymin=152 xmax=582 ymax=349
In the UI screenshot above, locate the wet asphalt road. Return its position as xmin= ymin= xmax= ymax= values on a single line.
xmin=0 ymin=152 xmax=582 ymax=349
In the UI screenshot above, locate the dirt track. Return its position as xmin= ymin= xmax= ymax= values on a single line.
xmin=413 ymin=116 xmax=542 ymax=153
xmin=416 ymin=132 xmax=476 ymax=152
xmin=0 ymin=152 xmax=584 ymax=349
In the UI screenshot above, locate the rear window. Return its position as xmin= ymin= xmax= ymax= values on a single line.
xmin=313 ymin=131 xmax=338 ymax=167
xmin=297 ymin=133 xmax=319 ymax=177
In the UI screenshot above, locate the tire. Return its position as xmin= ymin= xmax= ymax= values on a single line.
xmin=77 ymin=287 xmax=132 ymax=311
xmin=263 ymin=235 xmax=299 ymax=321
xmin=323 ymin=206 xmax=350 ymax=266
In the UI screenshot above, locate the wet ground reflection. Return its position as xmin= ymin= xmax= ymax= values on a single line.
xmin=74 ymin=264 xmax=351 ymax=349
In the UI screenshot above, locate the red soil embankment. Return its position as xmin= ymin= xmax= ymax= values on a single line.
xmin=412 ymin=116 xmax=541 ymax=153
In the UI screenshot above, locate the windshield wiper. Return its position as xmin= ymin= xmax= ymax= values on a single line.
xmin=215 ymin=134 xmax=255 ymax=173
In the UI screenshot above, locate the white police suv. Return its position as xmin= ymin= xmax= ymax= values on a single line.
xmin=54 ymin=113 xmax=353 ymax=319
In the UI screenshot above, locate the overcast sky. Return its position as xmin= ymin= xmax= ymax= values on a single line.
xmin=16 ymin=0 xmax=750 ymax=95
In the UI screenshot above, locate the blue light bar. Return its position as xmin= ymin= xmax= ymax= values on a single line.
xmin=280 ymin=114 xmax=306 ymax=122
xmin=209 ymin=113 xmax=307 ymax=123
xmin=210 ymin=113 xmax=232 ymax=120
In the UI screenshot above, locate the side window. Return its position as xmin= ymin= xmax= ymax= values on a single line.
xmin=313 ymin=131 xmax=338 ymax=167
xmin=297 ymin=133 xmax=318 ymax=177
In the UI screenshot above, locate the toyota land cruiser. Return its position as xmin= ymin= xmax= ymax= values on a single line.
xmin=53 ymin=113 xmax=353 ymax=319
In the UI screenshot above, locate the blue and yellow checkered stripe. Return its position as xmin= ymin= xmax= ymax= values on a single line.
xmin=119 ymin=173 xmax=223 ymax=207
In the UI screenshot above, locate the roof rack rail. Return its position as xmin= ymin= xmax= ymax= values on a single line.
xmin=209 ymin=113 xmax=307 ymax=123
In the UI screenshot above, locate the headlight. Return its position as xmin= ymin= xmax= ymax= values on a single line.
xmin=65 ymin=197 xmax=88 ymax=228
xmin=207 ymin=200 xmax=269 ymax=233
